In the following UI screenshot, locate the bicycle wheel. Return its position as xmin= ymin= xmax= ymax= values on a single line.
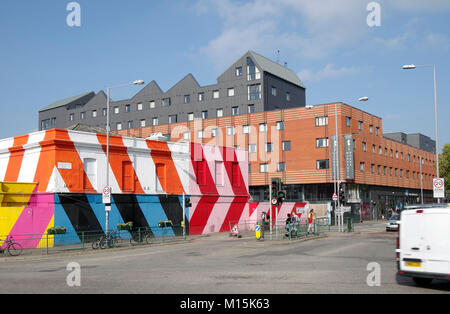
xmin=144 ymin=233 xmax=153 ymax=245
xmin=92 ymin=238 xmax=100 ymax=250
xmin=7 ymin=242 xmax=23 ymax=256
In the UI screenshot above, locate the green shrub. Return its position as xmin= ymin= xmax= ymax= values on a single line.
xmin=117 ymin=221 xmax=133 ymax=231
xmin=47 ymin=226 xmax=67 ymax=235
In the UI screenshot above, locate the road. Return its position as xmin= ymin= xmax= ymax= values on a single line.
xmin=1 ymin=222 xmax=449 ymax=294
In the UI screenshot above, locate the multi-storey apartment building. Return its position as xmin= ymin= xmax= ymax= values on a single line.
xmin=38 ymin=51 xmax=306 ymax=132
xmin=119 ymin=102 xmax=437 ymax=213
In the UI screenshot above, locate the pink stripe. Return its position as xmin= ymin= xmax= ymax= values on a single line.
xmin=7 ymin=193 xmax=54 ymax=249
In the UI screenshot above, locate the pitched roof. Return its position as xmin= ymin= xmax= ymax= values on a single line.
xmin=248 ymin=51 xmax=306 ymax=89
xmin=39 ymin=92 xmax=95 ymax=112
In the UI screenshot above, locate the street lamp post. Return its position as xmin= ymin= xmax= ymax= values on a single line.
xmin=403 ymin=64 xmax=440 ymax=203
xmin=105 ymin=80 xmax=145 ymax=240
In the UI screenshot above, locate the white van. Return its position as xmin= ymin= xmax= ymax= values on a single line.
xmin=396 ymin=204 xmax=450 ymax=285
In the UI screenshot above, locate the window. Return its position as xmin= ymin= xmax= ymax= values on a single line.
xmin=259 ymin=123 xmax=267 ymax=132
xmin=188 ymin=112 xmax=194 ymax=121
xmin=277 ymin=162 xmax=286 ymax=172
xmin=125 ymin=105 xmax=131 ymax=112
xmin=408 ymin=154 xmax=411 ymax=162
xmin=243 ymin=125 xmax=250 ymax=134
xmin=202 ymin=111 xmax=208 ymax=120
xmin=276 ymin=121 xmax=284 ymax=130
xmin=152 ymin=117 xmax=158 ymax=126
xmin=232 ymin=106 xmax=239 ymax=116
xmin=369 ymin=125 xmax=373 ymax=133
xmin=140 ymin=119 xmax=146 ymax=127
xmin=162 ymin=98 xmax=170 ymax=107
xmin=226 ymin=126 xmax=234 ymax=136
xmin=184 ymin=95 xmax=190 ymax=104
xmin=362 ymin=142 xmax=366 ymax=152
xmin=116 ymin=122 xmax=122 ymax=131
xmin=384 ymin=166 xmax=387 ymax=175
xmin=377 ymin=165 xmax=381 ymax=174
xmin=41 ymin=119 xmax=50 ymax=130
xmin=316 ymin=138 xmax=329 ymax=148
xmin=265 ymin=143 xmax=273 ymax=152
xmin=247 ymin=57 xmax=261 ymax=81
xmin=247 ymin=104 xmax=255 ymax=114
xmin=376 ymin=127 xmax=379 ymax=135
xmin=69 ymin=113 xmax=74 ymax=121
xmin=127 ymin=121 xmax=133 ymax=129
xmin=371 ymin=164 xmax=375 ymax=173
xmin=286 ymin=92 xmax=291 ymax=101
xmin=168 ymin=115 xmax=177 ymax=124
xmin=401 ymin=152 xmax=404 ymax=160
xmin=215 ymin=161 xmax=224 ymax=186
xmin=183 ymin=132 xmax=190 ymax=140
xmin=379 ymin=146 xmax=382 ymax=155
xmin=248 ymin=144 xmax=257 ymax=153
xmin=81 ymin=112 xmax=86 ymax=120
xmin=92 ymin=110 xmax=97 ymax=118
xmin=227 ymin=88 xmax=235 ymax=97
xmin=372 ymin=145 xmax=376 ymax=153
xmin=282 ymin=141 xmax=291 ymax=151
xmin=396 ymin=151 xmax=399 ymax=158
xmin=390 ymin=149 xmax=393 ymax=157
xmin=236 ymin=67 xmax=243 ymax=76
xmin=156 ymin=163 xmax=166 ymax=192
xmin=317 ymin=160 xmax=329 ymax=170
xmin=114 ymin=107 xmax=119 ymax=114
xmin=248 ymin=84 xmax=261 ymax=100
xmin=271 ymin=86 xmax=277 ymax=96
xmin=211 ymin=128 xmax=219 ymax=137
xmin=360 ymin=162 xmax=365 ymax=171
xmin=346 ymin=116 xmax=351 ymax=127
xmin=315 ymin=116 xmax=328 ymax=126
xmin=137 ymin=103 xmax=143 ymax=111
xmin=358 ymin=121 xmax=363 ymax=130
xmin=217 ymin=108 xmax=223 ymax=118
xmin=149 ymin=100 xmax=155 ymax=108
xmin=102 ymin=108 xmax=107 ymax=116
xmin=213 ymin=90 xmax=219 ymax=99
xmin=197 ymin=130 xmax=204 ymax=139
xmin=260 ymin=164 xmax=268 ymax=173
xmin=406 ymin=170 xmax=410 ymax=178
xmin=83 ymin=158 xmax=97 ymax=190
xmin=198 ymin=92 xmax=205 ymax=102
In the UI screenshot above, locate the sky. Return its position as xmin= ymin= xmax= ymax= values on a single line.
xmin=0 ymin=0 xmax=449 ymax=152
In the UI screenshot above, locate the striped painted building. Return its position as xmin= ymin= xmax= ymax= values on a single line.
xmin=0 ymin=129 xmax=250 ymax=248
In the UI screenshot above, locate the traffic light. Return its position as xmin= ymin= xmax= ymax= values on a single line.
xmin=339 ymin=183 xmax=346 ymax=204
xmin=277 ymin=189 xmax=286 ymax=205
xmin=271 ymin=178 xmax=281 ymax=199
xmin=184 ymin=197 xmax=192 ymax=208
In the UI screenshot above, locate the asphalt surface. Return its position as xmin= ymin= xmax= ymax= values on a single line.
xmin=1 ymin=221 xmax=449 ymax=294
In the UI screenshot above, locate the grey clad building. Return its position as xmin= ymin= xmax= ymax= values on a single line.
xmin=384 ymin=132 xmax=436 ymax=154
xmin=38 ymin=51 xmax=306 ymax=132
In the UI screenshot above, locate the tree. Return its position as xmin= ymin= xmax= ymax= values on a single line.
xmin=438 ymin=144 xmax=450 ymax=196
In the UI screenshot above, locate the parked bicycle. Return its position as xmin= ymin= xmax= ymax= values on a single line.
xmin=92 ymin=231 xmax=124 ymax=250
xmin=129 ymin=228 xmax=153 ymax=246
xmin=0 ymin=236 xmax=23 ymax=256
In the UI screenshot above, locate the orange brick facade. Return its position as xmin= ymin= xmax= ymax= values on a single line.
xmin=119 ymin=102 xmax=436 ymax=198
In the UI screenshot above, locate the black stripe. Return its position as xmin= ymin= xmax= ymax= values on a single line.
xmin=57 ymin=193 xmax=104 ymax=241
xmin=158 ymin=195 xmax=187 ymax=236
xmin=113 ymin=194 xmax=154 ymax=237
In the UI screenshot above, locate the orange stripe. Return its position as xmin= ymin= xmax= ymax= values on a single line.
xmin=96 ymin=133 xmax=144 ymax=194
xmin=33 ymin=129 xmax=95 ymax=193
xmin=146 ymin=140 xmax=185 ymax=194
xmin=4 ymin=135 xmax=29 ymax=182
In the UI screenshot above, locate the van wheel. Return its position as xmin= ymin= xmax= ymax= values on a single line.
xmin=413 ymin=277 xmax=433 ymax=286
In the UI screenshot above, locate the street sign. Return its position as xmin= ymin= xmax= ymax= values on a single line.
xmin=332 ymin=193 xmax=338 ymax=201
xmin=102 ymin=186 xmax=111 ymax=204
xmin=271 ymin=198 xmax=278 ymax=205
xmin=433 ymin=178 xmax=445 ymax=198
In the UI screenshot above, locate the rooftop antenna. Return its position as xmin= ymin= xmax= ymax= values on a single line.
xmin=276 ymin=50 xmax=280 ymax=64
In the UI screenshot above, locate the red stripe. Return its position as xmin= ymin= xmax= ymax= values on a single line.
xmin=189 ymin=143 xmax=219 ymax=234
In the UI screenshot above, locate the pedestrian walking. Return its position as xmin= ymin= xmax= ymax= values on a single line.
xmin=285 ymin=213 xmax=292 ymax=237
xmin=307 ymin=209 xmax=315 ymax=234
